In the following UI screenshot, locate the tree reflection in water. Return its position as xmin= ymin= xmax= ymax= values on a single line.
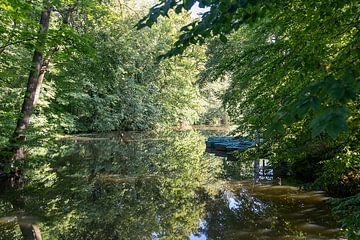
xmin=199 ymin=182 xmax=341 ymax=239
xmin=0 ymin=131 xmax=342 ymax=239
xmin=1 ymin=131 xmax=222 ymax=239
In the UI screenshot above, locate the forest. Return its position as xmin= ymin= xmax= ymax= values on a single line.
xmin=0 ymin=0 xmax=359 ymax=239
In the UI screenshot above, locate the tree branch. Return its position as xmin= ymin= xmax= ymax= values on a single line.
xmin=0 ymin=38 xmax=36 ymax=55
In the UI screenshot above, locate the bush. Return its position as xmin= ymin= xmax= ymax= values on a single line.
xmin=315 ymin=147 xmax=360 ymax=197
xmin=330 ymin=193 xmax=360 ymax=239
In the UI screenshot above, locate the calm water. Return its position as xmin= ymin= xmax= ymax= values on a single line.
xmin=0 ymin=131 xmax=343 ymax=239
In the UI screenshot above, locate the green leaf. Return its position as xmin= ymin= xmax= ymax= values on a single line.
xmin=310 ymin=107 xmax=349 ymax=138
xmin=219 ymin=34 xmax=228 ymax=43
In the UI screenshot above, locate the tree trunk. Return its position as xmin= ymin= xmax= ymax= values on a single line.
xmin=18 ymin=220 xmax=42 ymax=240
xmin=15 ymin=197 xmax=42 ymax=240
xmin=10 ymin=8 xmax=52 ymax=160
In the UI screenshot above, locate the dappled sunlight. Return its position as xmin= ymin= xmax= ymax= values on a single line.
xmin=0 ymin=131 xmax=343 ymax=239
xmin=1 ymin=0 xmax=358 ymax=238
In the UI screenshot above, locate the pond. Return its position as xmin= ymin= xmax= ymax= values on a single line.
xmin=0 ymin=130 xmax=344 ymax=239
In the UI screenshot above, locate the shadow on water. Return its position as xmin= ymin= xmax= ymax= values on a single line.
xmin=0 ymin=130 xmax=344 ymax=239
xmin=192 ymin=181 xmax=341 ymax=240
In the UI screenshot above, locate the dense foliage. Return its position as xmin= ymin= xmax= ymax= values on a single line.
xmin=198 ymin=0 xmax=360 ymax=189
xmin=50 ymin=6 xmax=208 ymax=133
xmin=0 ymin=1 xmax=216 ymax=148
xmin=0 ymin=0 xmax=359 ymax=238
xmin=140 ymin=0 xmax=359 ymax=238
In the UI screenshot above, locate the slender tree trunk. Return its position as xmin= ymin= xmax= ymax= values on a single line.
xmin=18 ymin=220 xmax=42 ymax=240
xmin=10 ymin=8 xmax=52 ymax=160
xmin=15 ymin=197 xmax=42 ymax=240
xmin=1 ymin=179 xmax=43 ymax=240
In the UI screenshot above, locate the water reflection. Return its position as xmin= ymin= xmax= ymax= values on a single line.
xmin=0 ymin=131 xmax=342 ymax=239
xmin=197 ymin=182 xmax=340 ymax=240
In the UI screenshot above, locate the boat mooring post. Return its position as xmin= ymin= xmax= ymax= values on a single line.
xmin=254 ymin=130 xmax=261 ymax=183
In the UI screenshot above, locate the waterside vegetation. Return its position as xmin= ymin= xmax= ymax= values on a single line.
xmin=0 ymin=0 xmax=359 ymax=239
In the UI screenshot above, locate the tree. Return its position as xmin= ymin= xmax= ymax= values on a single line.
xmin=137 ymin=0 xmax=265 ymax=58
xmin=10 ymin=6 xmax=53 ymax=160
xmin=41 ymin=3 xmax=206 ymax=133
xmin=138 ymin=0 xmax=360 ymax=139
xmin=1 ymin=0 xmax=209 ymax=165
xmin=1 ymin=0 xmax=103 ymax=160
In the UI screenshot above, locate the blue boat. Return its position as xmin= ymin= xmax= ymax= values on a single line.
xmin=226 ymin=142 xmax=255 ymax=152
xmin=205 ymin=137 xmax=236 ymax=148
xmin=206 ymin=136 xmax=255 ymax=152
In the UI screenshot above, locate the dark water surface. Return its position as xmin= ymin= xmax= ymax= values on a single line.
xmin=0 ymin=131 xmax=344 ymax=239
